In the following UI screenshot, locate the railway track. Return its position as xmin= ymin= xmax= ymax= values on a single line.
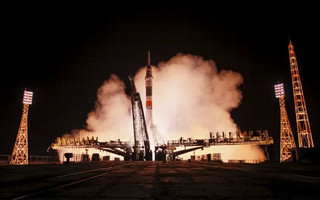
xmin=4 ymin=162 xmax=149 ymax=200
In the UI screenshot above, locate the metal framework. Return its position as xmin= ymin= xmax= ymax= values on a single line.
xmin=274 ymin=83 xmax=296 ymax=162
xmin=50 ymin=137 xmax=132 ymax=160
xmin=129 ymin=75 xmax=152 ymax=160
xmin=10 ymin=90 xmax=33 ymax=165
xmin=288 ymin=40 xmax=314 ymax=148
xmin=168 ymin=130 xmax=273 ymax=147
xmin=51 ymin=129 xmax=273 ymax=161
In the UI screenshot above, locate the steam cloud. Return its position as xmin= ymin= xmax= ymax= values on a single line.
xmin=81 ymin=75 xmax=133 ymax=141
xmin=70 ymin=53 xmax=265 ymax=161
xmin=135 ymin=54 xmax=243 ymax=139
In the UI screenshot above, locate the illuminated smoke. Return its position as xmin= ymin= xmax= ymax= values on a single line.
xmin=66 ymin=53 xmax=267 ymax=161
xmin=179 ymin=145 xmax=267 ymax=162
xmin=134 ymin=53 xmax=243 ymax=139
xmin=83 ymin=75 xmax=132 ymax=141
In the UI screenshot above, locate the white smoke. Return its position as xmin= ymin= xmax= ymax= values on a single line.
xmin=82 ymin=75 xmax=133 ymax=141
xmin=134 ymin=54 xmax=243 ymax=139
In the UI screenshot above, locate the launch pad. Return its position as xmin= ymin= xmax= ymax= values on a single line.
xmin=49 ymin=41 xmax=314 ymax=164
xmin=50 ymin=52 xmax=273 ymax=162
xmin=50 ymin=129 xmax=273 ymax=162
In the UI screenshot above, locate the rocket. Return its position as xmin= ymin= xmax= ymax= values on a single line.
xmin=145 ymin=51 xmax=153 ymax=126
xmin=145 ymin=51 xmax=165 ymax=147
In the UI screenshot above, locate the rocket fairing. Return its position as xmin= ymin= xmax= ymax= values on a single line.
xmin=145 ymin=51 xmax=153 ymax=110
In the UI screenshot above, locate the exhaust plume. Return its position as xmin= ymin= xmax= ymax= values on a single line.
xmin=83 ymin=74 xmax=132 ymax=141
xmin=134 ymin=53 xmax=243 ymax=139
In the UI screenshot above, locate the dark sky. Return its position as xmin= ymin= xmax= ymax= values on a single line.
xmin=1 ymin=1 xmax=319 ymax=160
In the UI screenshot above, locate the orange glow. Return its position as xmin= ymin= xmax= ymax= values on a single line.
xmin=146 ymin=101 xmax=152 ymax=107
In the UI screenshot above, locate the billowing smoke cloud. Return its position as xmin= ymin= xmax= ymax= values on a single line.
xmin=79 ymin=75 xmax=133 ymax=141
xmin=135 ymin=54 xmax=243 ymax=139
xmin=64 ymin=53 xmax=265 ymax=161
xmin=82 ymin=54 xmax=243 ymax=140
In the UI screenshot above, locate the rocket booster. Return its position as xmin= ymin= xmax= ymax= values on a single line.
xmin=145 ymin=51 xmax=164 ymax=146
xmin=145 ymin=51 xmax=153 ymax=110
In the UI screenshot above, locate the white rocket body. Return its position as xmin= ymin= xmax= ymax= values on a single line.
xmin=145 ymin=54 xmax=153 ymax=127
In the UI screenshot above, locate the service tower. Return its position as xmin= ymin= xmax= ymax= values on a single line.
xmin=288 ymin=40 xmax=314 ymax=148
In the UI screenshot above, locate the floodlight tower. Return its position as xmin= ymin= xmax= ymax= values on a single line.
xmin=274 ymin=83 xmax=297 ymax=162
xmin=288 ymin=40 xmax=314 ymax=148
xmin=10 ymin=89 xmax=33 ymax=165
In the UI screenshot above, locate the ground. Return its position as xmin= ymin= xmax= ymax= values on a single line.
xmin=0 ymin=161 xmax=319 ymax=199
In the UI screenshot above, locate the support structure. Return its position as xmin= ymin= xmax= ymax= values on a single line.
xmin=10 ymin=90 xmax=33 ymax=165
xmin=129 ymin=75 xmax=152 ymax=160
xmin=288 ymin=40 xmax=314 ymax=148
xmin=274 ymin=83 xmax=297 ymax=162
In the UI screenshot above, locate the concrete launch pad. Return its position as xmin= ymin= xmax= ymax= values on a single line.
xmin=1 ymin=161 xmax=319 ymax=199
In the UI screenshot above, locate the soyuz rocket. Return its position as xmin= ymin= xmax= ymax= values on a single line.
xmin=145 ymin=52 xmax=164 ymax=147
xmin=145 ymin=51 xmax=153 ymax=127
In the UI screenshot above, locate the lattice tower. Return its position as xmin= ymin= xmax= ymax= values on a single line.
xmin=275 ymin=83 xmax=296 ymax=162
xmin=288 ymin=40 xmax=314 ymax=148
xmin=10 ymin=90 xmax=33 ymax=165
xmin=129 ymin=75 xmax=152 ymax=160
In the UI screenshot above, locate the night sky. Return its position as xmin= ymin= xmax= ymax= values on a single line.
xmin=1 ymin=2 xmax=319 ymax=160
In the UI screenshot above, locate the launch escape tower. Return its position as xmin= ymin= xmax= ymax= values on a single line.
xmin=10 ymin=90 xmax=33 ymax=165
xmin=274 ymin=83 xmax=297 ymax=162
xmin=145 ymin=51 xmax=165 ymax=147
xmin=288 ymin=40 xmax=314 ymax=148
xmin=129 ymin=75 xmax=152 ymax=161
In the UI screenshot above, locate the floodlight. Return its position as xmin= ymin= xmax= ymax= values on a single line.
xmin=274 ymin=83 xmax=284 ymax=98
xmin=23 ymin=90 xmax=33 ymax=105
